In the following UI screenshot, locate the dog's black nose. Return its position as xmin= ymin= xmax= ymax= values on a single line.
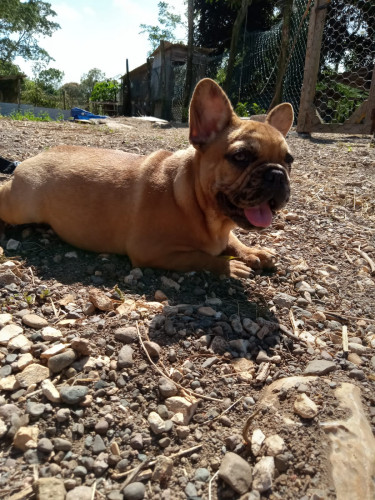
xmin=263 ymin=167 xmax=286 ymax=186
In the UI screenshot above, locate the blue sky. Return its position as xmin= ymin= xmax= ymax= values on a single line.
xmin=15 ymin=0 xmax=187 ymax=83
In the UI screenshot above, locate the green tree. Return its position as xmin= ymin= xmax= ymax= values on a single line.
xmin=139 ymin=1 xmax=184 ymax=54
xmin=61 ymin=82 xmax=85 ymax=108
xmin=36 ymin=67 xmax=64 ymax=94
xmin=80 ymin=68 xmax=106 ymax=104
xmin=0 ymin=0 xmax=60 ymax=72
xmin=90 ymin=80 xmax=119 ymax=102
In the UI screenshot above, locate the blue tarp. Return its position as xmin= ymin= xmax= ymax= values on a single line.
xmin=71 ymin=107 xmax=107 ymax=120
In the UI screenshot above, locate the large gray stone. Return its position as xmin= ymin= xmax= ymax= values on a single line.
xmin=218 ymin=451 xmax=252 ymax=495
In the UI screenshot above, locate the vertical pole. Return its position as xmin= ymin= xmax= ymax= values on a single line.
xmin=296 ymin=0 xmax=328 ymax=134
xmin=124 ymin=58 xmax=132 ymax=116
xmin=160 ymin=40 xmax=168 ymax=120
xmin=364 ymin=62 xmax=375 ymax=134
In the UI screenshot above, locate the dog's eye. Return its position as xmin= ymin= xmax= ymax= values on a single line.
xmin=228 ymin=149 xmax=255 ymax=168
xmin=285 ymin=153 xmax=294 ymax=165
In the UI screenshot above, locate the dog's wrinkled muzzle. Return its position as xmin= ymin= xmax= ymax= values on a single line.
xmin=216 ymin=163 xmax=290 ymax=230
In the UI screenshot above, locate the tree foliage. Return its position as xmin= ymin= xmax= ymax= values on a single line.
xmin=193 ymin=0 xmax=276 ymax=54
xmin=0 ymin=0 xmax=60 ymax=71
xmin=90 ymin=80 xmax=120 ymax=102
xmin=80 ymin=68 xmax=106 ymax=103
xmin=139 ymin=1 xmax=184 ymax=54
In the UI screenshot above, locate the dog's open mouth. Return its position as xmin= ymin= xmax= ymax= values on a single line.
xmin=216 ymin=192 xmax=281 ymax=230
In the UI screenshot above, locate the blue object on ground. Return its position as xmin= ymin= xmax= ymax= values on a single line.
xmin=71 ymin=107 xmax=107 ymax=120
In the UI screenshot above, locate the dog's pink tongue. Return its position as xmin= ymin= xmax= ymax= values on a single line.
xmin=244 ymin=202 xmax=273 ymax=227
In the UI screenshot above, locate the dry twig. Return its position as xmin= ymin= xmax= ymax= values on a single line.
xmin=353 ymin=247 xmax=375 ymax=274
xmin=112 ymin=444 xmax=203 ymax=480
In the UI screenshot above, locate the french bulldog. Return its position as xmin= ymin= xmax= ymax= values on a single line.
xmin=0 ymin=78 xmax=294 ymax=278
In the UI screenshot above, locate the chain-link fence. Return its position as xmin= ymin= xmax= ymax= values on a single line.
xmin=314 ymin=0 xmax=374 ymax=124
xmin=126 ymin=0 xmax=374 ymax=131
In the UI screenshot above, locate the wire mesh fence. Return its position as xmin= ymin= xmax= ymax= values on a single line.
xmin=126 ymin=0 xmax=374 ymax=132
xmin=314 ymin=0 xmax=374 ymax=124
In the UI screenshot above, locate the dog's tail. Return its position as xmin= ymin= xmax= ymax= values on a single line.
xmin=0 ymin=156 xmax=20 ymax=175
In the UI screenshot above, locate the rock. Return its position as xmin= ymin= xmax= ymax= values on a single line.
xmin=347 ymin=352 xmax=363 ymax=366
xmin=152 ymin=456 xmax=173 ymax=483
xmin=13 ymin=426 xmax=38 ymax=451
xmin=185 ymin=482 xmax=198 ymax=498
xmin=243 ymin=318 xmax=260 ymax=335
xmin=230 ymin=358 xmax=255 ymax=382
xmin=41 ymin=326 xmax=63 ymax=341
xmin=0 ymin=375 xmax=19 ymax=391
xmin=143 ymin=340 xmax=161 ymax=358
xmin=198 ymin=306 xmax=217 ymax=317
xmin=95 ymin=419 xmax=109 ymax=435
xmin=89 ymin=289 xmax=113 ymax=311
xmin=348 ymin=342 xmax=371 ymax=355
xmin=118 ymin=345 xmax=134 ymax=368
xmin=27 ymin=401 xmax=46 ymax=418
xmin=294 ymin=393 xmax=318 ymax=419
xmin=41 ymin=379 xmax=61 ymax=403
xmin=322 ymin=383 xmax=375 ymax=499
xmin=22 ymin=313 xmax=48 ymax=329
xmin=56 ymin=408 xmax=70 ymax=422
xmin=160 ymin=276 xmax=180 ymax=291
xmin=155 ymin=289 xmax=168 ymax=301
xmin=40 ymin=344 xmax=68 ymax=359
xmin=148 ymin=412 xmax=172 ymax=435
xmin=304 ymin=359 xmax=336 ymax=376
xmin=218 ymin=452 xmax=252 ymax=495
xmin=348 ymin=368 xmax=366 ymax=381
xmin=17 ymin=353 xmax=33 ymax=370
xmin=92 ymin=434 xmax=106 ymax=454
xmin=158 ymin=377 xmax=178 ymax=398
xmin=122 ymin=482 xmax=145 ymax=500
xmin=165 ymin=396 xmax=198 ymax=425
xmin=264 ymin=435 xmax=285 ymax=456
xmin=35 ymin=477 xmax=66 ymax=500
xmin=60 ymin=385 xmax=88 ymax=405
xmin=295 ymin=281 xmax=315 ymax=294
xmin=8 ymin=334 xmax=31 ymax=350
xmin=71 ymin=337 xmax=91 ymax=355
xmin=273 ymin=292 xmax=296 ymax=308
xmin=114 ymin=326 xmax=138 ymax=343
xmin=0 ymin=323 xmax=23 ymax=345
xmin=37 ymin=438 xmax=54 ymax=454
xmin=195 ymin=467 xmax=210 ymax=482
xmin=66 ymin=486 xmax=92 ymax=500
xmin=0 ymin=418 xmax=7 ymax=438
xmin=48 ymin=349 xmax=76 ymax=373
xmin=0 ymin=313 xmax=12 ymax=328
xmin=16 ymin=363 xmax=49 ymax=387
xmin=251 ymin=429 xmax=266 ymax=456
xmin=252 ymin=456 xmax=275 ymax=492
xmin=53 ymin=437 xmax=72 ymax=451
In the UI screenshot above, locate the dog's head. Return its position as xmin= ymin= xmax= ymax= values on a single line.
xmin=189 ymin=79 xmax=294 ymax=230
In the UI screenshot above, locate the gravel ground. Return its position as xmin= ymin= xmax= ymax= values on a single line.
xmin=0 ymin=116 xmax=374 ymax=500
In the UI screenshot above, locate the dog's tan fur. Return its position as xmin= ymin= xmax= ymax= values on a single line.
xmin=0 ymin=79 xmax=294 ymax=277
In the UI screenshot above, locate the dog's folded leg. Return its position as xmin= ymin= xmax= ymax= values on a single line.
xmin=223 ymin=231 xmax=277 ymax=270
xmin=148 ymin=250 xmax=252 ymax=279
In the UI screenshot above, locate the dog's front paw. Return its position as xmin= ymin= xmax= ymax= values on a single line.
xmin=243 ymin=247 xmax=276 ymax=270
xmin=228 ymin=259 xmax=253 ymax=278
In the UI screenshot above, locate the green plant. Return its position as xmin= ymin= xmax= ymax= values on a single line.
xmin=235 ymin=101 xmax=266 ymax=117
xmin=39 ymin=288 xmax=50 ymax=300
xmin=90 ymin=80 xmax=119 ymax=102
xmin=9 ymin=109 xmax=53 ymax=121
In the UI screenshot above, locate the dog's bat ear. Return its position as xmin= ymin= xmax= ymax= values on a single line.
xmin=266 ymin=103 xmax=294 ymax=137
xmin=189 ymin=79 xmax=234 ymax=148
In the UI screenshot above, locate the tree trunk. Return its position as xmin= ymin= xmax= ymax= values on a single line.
xmin=223 ymin=0 xmax=252 ymax=95
xmin=182 ymin=0 xmax=194 ymax=122
xmin=268 ymin=0 xmax=294 ymax=111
